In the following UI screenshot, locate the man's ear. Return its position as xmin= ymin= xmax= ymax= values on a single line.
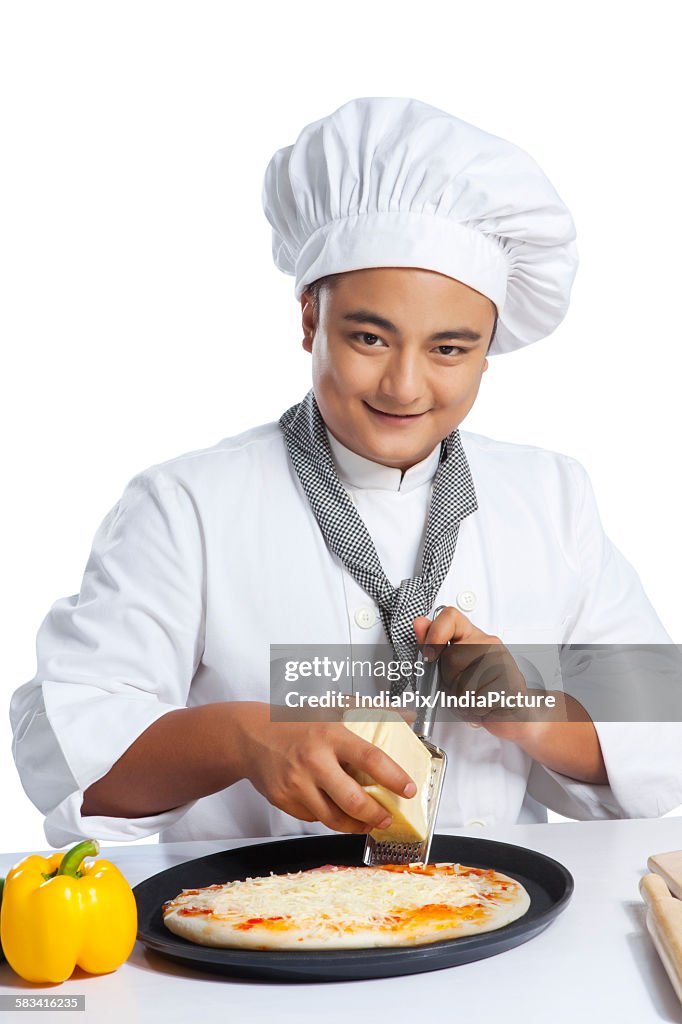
xmin=482 ymin=357 xmax=489 ymax=373
xmin=301 ymin=292 xmax=315 ymax=353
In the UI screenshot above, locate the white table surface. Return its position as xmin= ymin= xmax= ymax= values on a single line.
xmin=2 ymin=817 xmax=682 ymax=1024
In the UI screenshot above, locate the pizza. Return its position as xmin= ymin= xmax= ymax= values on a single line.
xmin=162 ymin=862 xmax=530 ymax=950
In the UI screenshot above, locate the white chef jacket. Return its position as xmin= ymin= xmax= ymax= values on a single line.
xmin=10 ymin=421 xmax=681 ymax=847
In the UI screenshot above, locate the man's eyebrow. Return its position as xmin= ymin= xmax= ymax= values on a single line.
xmin=341 ymin=310 xmax=481 ymax=342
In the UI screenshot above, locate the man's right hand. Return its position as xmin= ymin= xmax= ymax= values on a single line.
xmin=232 ymin=702 xmax=417 ymax=834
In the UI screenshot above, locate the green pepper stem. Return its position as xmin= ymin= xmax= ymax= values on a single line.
xmin=57 ymin=839 xmax=100 ymax=878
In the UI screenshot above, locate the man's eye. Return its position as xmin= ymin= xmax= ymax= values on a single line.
xmin=434 ymin=345 xmax=463 ymax=356
xmin=354 ymin=332 xmax=383 ymax=346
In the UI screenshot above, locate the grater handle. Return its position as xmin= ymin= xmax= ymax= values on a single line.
xmin=414 ymin=656 xmax=439 ymax=740
xmin=414 ymin=604 xmax=447 ymax=741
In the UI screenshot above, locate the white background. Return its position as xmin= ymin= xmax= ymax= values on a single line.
xmin=1 ymin=0 xmax=679 ymax=853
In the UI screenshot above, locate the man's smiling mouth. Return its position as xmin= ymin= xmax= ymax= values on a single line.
xmin=364 ymin=401 xmax=428 ymax=420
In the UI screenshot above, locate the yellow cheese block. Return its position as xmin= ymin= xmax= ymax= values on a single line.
xmin=343 ymin=709 xmax=432 ymax=843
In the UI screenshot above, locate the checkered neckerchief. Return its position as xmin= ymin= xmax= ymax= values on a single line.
xmin=279 ymin=390 xmax=477 ymax=691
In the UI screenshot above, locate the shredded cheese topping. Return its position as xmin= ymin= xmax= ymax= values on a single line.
xmin=163 ymin=864 xmax=516 ymax=935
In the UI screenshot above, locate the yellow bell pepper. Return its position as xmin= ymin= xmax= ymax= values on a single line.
xmin=0 ymin=839 xmax=137 ymax=984
xmin=0 ymin=878 xmax=5 ymax=963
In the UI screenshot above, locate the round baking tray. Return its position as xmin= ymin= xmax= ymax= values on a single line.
xmin=133 ymin=833 xmax=573 ymax=982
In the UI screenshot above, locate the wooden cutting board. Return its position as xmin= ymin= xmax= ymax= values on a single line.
xmin=648 ymin=850 xmax=682 ymax=901
xmin=640 ymin=869 xmax=682 ymax=1003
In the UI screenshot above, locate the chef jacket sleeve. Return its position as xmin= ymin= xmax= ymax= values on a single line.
xmin=9 ymin=467 xmax=206 ymax=846
xmin=526 ymin=459 xmax=682 ymax=821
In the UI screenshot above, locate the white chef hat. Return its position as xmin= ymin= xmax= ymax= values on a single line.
xmin=262 ymin=97 xmax=578 ymax=355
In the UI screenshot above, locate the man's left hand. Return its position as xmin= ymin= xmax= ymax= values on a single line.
xmin=412 ymin=607 xmax=531 ymax=740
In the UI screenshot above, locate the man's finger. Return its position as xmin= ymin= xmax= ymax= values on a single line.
xmin=339 ymin=733 xmax=417 ymax=798
xmin=454 ymin=650 xmax=523 ymax=698
xmin=419 ymin=606 xmax=480 ymax=654
xmin=317 ymin=761 xmax=395 ymax=829
xmin=308 ymin=786 xmax=386 ymax=834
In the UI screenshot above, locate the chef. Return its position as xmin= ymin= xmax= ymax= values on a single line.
xmin=10 ymin=97 xmax=681 ymax=847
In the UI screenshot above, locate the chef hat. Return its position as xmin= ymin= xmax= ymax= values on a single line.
xmin=262 ymin=97 xmax=578 ymax=355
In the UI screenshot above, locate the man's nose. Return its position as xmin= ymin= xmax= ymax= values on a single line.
xmin=377 ymin=351 xmax=425 ymax=407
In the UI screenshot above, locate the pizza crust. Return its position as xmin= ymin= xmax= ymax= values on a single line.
xmin=162 ymin=863 xmax=531 ymax=951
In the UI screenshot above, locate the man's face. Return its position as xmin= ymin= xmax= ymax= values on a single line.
xmin=301 ymin=267 xmax=496 ymax=471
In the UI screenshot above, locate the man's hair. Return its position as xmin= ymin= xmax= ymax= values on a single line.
xmin=306 ymin=273 xmax=499 ymax=351
xmin=306 ymin=274 xmax=340 ymax=326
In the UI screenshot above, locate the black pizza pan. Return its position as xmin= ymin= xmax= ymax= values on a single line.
xmin=133 ymin=833 xmax=573 ymax=982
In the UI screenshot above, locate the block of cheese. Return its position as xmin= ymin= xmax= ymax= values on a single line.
xmin=343 ymin=708 xmax=432 ymax=842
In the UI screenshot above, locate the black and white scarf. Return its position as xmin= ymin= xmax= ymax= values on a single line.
xmin=279 ymin=390 xmax=477 ymax=689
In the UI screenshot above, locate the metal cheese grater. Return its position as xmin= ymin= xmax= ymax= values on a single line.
xmin=363 ymin=623 xmax=447 ymax=866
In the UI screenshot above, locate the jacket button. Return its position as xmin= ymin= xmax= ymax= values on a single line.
xmin=466 ymin=818 xmax=487 ymax=829
xmin=456 ymin=590 xmax=477 ymax=611
xmin=354 ymin=607 xmax=377 ymax=629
